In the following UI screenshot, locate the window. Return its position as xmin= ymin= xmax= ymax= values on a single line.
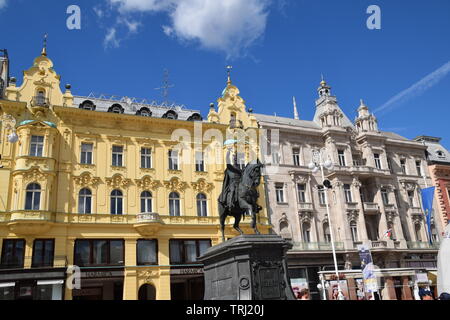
xmin=169 ymin=192 xmax=180 ymax=216
xmin=110 ymin=190 xmax=123 ymax=215
xmin=169 ymin=239 xmax=211 ymax=264
xmin=431 ymin=224 xmax=439 ymax=243
xmin=196 ymin=193 xmax=208 ymax=217
xmin=353 ymin=155 xmax=362 ymax=167
xmin=30 ymin=135 xmax=44 ymax=157
xmin=140 ymin=191 xmax=152 ymax=213
xmin=374 ymin=153 xmax=382 ymax=169
xmin=344 ymin=184 xmax=353 ymax=203
xmin=1 ymin=239 xmax=25 ymax=269
xmin=275 ymin=184 xmax=285 ymax=203
xmin=400 ymin=159 xmax=407 ymax=174
xmin=195 ymin=152 xmax=205 ymax=172
xmin=168 ymin=150 xmax=179 ymax=170
xmin=78 ymin=188 xmax=92 ymax=214
xmin=350 ymin=221 xmax=358 ymax=242
xmin=407 ymin=190 xmax=415 ymax=207
xmin=318 ymin=186 xmax=326 ymax=205
xmin=297 ymin=184 xmax=306 ymax=203
xmin=387 ymin=222 xmax=396 ymax=241
xmin=302 ymin=222 xmax=311 ymax=243
xmin=32 ymin=239 xmax=54 ymax=268
xmin=80 ymin=143 xmax=93 ymax=164
xmin=108 ymin=104 xmax=123 ymax=114
xmin=272 ymin=151 xmax=280 ymax=165
xmin=338 ymin=150 xmax=346 ymax=166
xmin=293 ymin=148 xmax=301 ymax=166
xmin=79 ymin=100 xmax=95 ymax=111
xmin=381 ymin=188 xmax=389 ymax=205
xmin=112 ymin=146 xmax=123 ymax=167
xmin=323 ymin=223 xmax=331 ymax=243
xmin=141 ymin=148 xmax=152 ymax=169
xmin=416 ymin=161 xmax=422 ymax=176
xmin=25 ymin=183 xmax=41 ymax=210
xmin=74 ymin=239 xmax=124 ymax=267
xmin=137 ymin=240 xmax=158 ymax=265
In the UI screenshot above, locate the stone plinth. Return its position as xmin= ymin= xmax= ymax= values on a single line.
xmin=198 ymin=234 xmax=296 ymax=300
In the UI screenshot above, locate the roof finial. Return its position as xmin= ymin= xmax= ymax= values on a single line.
xmin=320 ymin=73 xmax=326 ymax=86
xmin=226 ymin=65 xmax=233 ymax=85
xmin=293 ymin=96 xmax=299 ymax=120
xmin=41 ymin=33 xmax=48 ymax=56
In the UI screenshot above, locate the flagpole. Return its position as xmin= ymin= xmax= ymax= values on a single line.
xmin=421 ymin=158 xmax=433 ymax=244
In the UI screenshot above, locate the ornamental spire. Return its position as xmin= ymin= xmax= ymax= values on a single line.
xmin=41 ymin=33 xmax=48 ymax=56
xmin=226 ymin=65 xmax=233 ymax=85
xmin=293 ymin=96 xmax=299 ymax=120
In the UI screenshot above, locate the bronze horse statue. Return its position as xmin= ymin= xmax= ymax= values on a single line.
xmin=218 ymin=159 xmax=264 ymax=242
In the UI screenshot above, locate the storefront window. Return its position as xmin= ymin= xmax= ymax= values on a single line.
xmin=35 ymin=281 xmax=63 ymax=300
xmin=0 ymin=284 xmax=14 ymax=300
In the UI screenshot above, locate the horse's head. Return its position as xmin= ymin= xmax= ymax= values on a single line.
xmin=243 ymin=159 xmax=264 ymax=187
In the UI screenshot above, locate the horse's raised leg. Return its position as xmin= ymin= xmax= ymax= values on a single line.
xmin=250 ymin=208 xmax=260 ymax=235
xmin=233 ymin=213 xmax=244 ymax=235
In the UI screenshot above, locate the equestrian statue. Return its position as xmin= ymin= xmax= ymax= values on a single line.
xmin=218 ymin=153 xmax=264 ymax=242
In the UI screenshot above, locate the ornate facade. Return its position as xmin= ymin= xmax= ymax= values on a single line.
xmin=257 ymin=79 xmax=444 ymax=300
xmin=0 ymin=48 xmax=269 ymax=300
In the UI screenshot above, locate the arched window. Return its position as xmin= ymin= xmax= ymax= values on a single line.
xmin=35 ymin=89 xmax=47 ymax=106
xmin=163 ymin=110 xmax=178 ymax=120
xmin=108 ymin=104 xmax=124 ymax=114
xmin=141 ymin=191 xmax=153 ymax=213
xmin=279 ymin=220 xmax=291 ymax=240
xmin=78 ymin=188 xmax=92 ymax=214
xmin=350 ymin=221 xmax=358 ymax=242
xmin=196 ymin=193 xmax=207 ymax=217
xmin=302 ymin=222 xmax=311 ymax=243
xmin=136 ymin=107 xmax=152 ymax=117
xmin=323 ymin=223 xmax=331 ymax=243
xmin=79 ymin=100 xmax=96 ymax=111
xmin=25 ymin=183 xmax=41 ymax=210
xmin=138 ymin=284 xmax=156 ymax=300
xmin=169 ymin=192 xmax=180 ymax=216
xmin=187 ymin=113 xmax=203 ymax=121
xmin=111 ymin=190 xmax=123 ymax=215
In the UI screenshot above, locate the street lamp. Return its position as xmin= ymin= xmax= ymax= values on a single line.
xmin=309 ymin=149 xmax=346 ymax=300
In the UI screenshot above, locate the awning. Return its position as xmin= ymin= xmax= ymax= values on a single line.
xmin=37 ymin=280 xmax=64 ymax=286
xmin=0 ymin=282 xmax=15 ymax=288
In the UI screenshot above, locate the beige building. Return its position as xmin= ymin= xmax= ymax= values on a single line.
xmin=256 ymin=79 xmax=444 ymax=300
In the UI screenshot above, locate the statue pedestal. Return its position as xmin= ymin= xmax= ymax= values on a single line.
xmin=198 ymin=235 xmax=296 ymax=300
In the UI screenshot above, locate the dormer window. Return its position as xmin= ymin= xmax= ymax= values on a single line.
xmin=436 ymin=150 xmax=446 ymax=158
xmin=136 ymin=107 xmax=152 ymax=117
xmin=108 ymin=104 xmax=124 ymax=114
xmin=33 ymin=89 xmax=48 ymax=107
xmin=163 ymin=110 xmax=178 ymax=120
xmin=187 ymin=113 xmax=203 ymax=121
xmin=79 ymin=100 xmax=96 ymax=111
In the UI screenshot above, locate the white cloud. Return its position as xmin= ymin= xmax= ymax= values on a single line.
xmin=104 ymin=28 xmax=121 ymax=48
xmin=375 ymin=61 xmax=450 ymax=115
xmin=118 ymin=16 xmax=141 ymax=33
xmin=107 ymin=0 xmax=271 ymax=58
xmin=0 ymin=0 xmax=7 ymax=10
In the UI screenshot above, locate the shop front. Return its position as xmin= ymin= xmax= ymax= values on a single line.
xmin=170 ymin=267 xmax=205 ymax=300
xmin=72 ymin=269 xmax=124 ymax=300
xmin=0 ymin=269 xmax=66 ymax=300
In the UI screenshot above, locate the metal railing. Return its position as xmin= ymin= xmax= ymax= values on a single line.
xmin=407 ymin=241 xmax=440 ymax=250
xmin=31 ymin=96 xmax=50 ymax=107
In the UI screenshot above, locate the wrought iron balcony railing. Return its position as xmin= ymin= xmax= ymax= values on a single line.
xmin=291 ymin=241 xmax=344 ymax=251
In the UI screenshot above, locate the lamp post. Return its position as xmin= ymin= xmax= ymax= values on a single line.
xmin=309 ymin=149 xmax=345 ymax=300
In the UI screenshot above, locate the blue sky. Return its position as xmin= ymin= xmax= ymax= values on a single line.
xmin=1 ymin=0 xmax=450 ymax=148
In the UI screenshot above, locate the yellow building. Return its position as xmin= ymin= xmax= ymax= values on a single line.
xmin=0 ymin=47 xmax=270 ymax=300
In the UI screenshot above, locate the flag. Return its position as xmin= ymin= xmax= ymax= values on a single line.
xmin=383 ymin=229 xmax=392 ymax=239
xmin=421 ymin=187 xmax=435 ymax=244
xmin=357 ymin=245 xmax=378 ymax=293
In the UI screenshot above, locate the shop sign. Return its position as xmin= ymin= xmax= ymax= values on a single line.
xmin=81 ymin=271 xmax=124 ymax=278
xmin=170 ymin=268 xmax=204 ymax=275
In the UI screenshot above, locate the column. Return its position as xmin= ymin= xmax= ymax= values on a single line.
xmin=384 ymin=277 xmax=397 ymax=300
xmin=347 ymin=278 xmax=357 ymax=300
xmin=123 ymin=239 xmax=138 ymax=300
xmin=23 ymin=237 xmax=33 ymax=269
xmin=157 ymin=237 xmax=171 ymax=300
xmin=401 ymin=276 xmax=413 ymax=300
xmin=374 ymin=182 xmax=388 ymax=240
xmin=64 ymin=238 xmax=75 ymax=300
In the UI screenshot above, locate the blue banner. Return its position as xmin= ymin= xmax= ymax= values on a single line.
xmin=421 ymin=187 xmax=435 ymax=244
xmin=357 ymin=245 xmax=378 ymax=293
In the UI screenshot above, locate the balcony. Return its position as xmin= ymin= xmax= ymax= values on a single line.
xmin=409 ymin=207 xmax=424 ymax=216
xmin=370 ymin=240 xmax=388 ymax=249
xmin=290 ymin=242 xmax=344 ymax=251
xmin=298 ymin=202 xmax=314 ymax=212
xmin=5 ymin=211 xmax=55 ymax=235
xmin=384 ymin=204 xmax=397 ymax=212
xmin=31 ymin=96 xmax=50 ymax=108
xmin=363 ymin=202 xmax=379 ymax=213
xmin=134 ymin=213 xmax=165 ymax=236
xmin=407 ymin=241 xmax=440 ymax=250
xmin=345 ymin=202 xmax=359 ymax=211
